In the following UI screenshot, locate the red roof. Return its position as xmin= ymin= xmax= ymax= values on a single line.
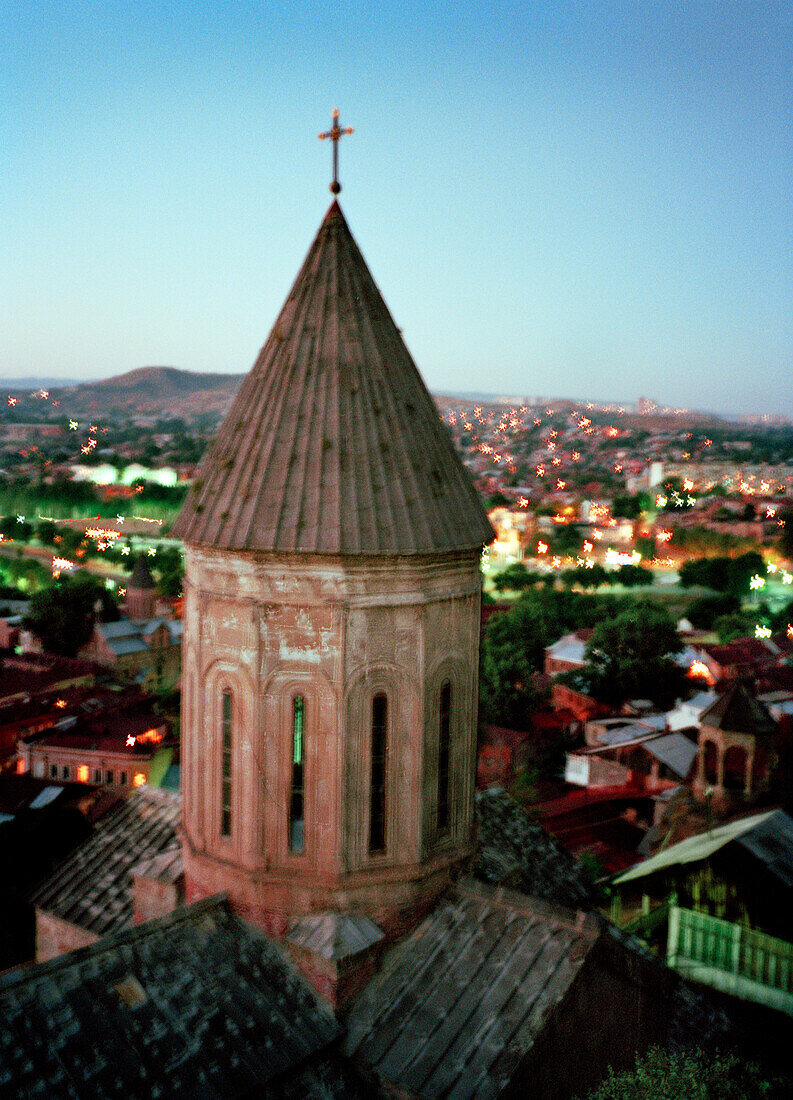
xmin=173 ymin=201 xmax=494 ymax=556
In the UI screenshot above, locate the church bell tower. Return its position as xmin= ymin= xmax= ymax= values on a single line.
xmin=172 ymin=114 xmax=493 ymax=944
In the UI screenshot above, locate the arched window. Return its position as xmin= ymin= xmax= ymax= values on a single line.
xmin=438 ymin=681 xmax=451 ymax=832
xmin=289 ymin=695 xmax=305 ymax=853
xmin=221 ymin=690 xmax=233 ymax=837
xmin=369 ymin=693 xmax=387 ymax=853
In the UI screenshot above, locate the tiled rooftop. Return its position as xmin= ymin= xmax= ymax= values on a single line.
xmin=473 ymin=787 xmax=594 ymax=909
xmin=30 ymin=788 xmax=181 ymax=937
xmin=344 ymin=880 xmax=599 ymax=1098
xmin=0 ymin=895 xmax=362 ymax=1099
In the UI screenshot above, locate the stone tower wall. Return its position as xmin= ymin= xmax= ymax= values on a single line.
xmin=181 ymin=546 xmax=482 ymax=934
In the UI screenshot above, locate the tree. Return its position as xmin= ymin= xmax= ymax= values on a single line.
xmin=584 ymin=1045 xmax=787 ymax=1100
xmin=713 ymin=611 xmax=755 ymax=643
xmin=581 ymin=603 xmax=685 ymax=707
xmin=614 ymin=564 xmax=653 ymax=588
xmin=686 ymin=593 xmax=740 ymax=629
xmin=480 ymin=601 xmax=548 ymax=728
xmin=24 ymin=574 xmax=118 ymax=657
xmin=727 ymin=550 xmax=765 ymax=596
xmin=492 ymin=561 xmax=536 ymax=593
xmin=35 ymin=520 xmax=57 ymax=546
xmin=779 ymin=507 xmax=793 ymax=561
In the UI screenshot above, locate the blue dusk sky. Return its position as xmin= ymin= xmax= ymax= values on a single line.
xmin=2 ymin=1 xmax=791 ymax=417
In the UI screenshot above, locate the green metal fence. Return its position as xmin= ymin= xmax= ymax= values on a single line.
xmin=667 ymin=904 xmax=793 ymax=1015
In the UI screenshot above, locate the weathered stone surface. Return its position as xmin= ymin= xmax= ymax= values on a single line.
xmin=473 ymin=787 xmax=595 ymax=909
xmin=181 ymin=548 xmax=483 ymax=935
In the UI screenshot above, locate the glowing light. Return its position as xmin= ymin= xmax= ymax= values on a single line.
xmin=767 ymin=508 xmax=777 ymax=518
xmin=583 ymin=540 xmax=593 ymax=554
xmin=54 ymin=698 xmax=66 ymax=709
xmin=604 ymin=548 xmax=642 ymax=567
xmin=551 ymin=556 xmax=561 ymax=569
xmin=537 ymin=541 xmax=548 ymax=555
xmin=518 ymin=497 xmax=528 ymax=508
xmin=688 ymin=660 xmax=711 ymax=681
xmin=15 ymin=514 xmax=24 ymax=523
xmin=749 ymin=575 xmax=765 ymax=591
xmin=133 ymin=772 xmax=146 ymax=788
xmin=755 ymin=625 xmax=772 ymax=639
xmin=147 ymin=547 xmax=156 ymax=557
xmin=52 ymin=556 xmax=74 ymax=574
xmin=657 ymin=530 xmax=672 ymax=543
xmin=767 ymin=562 xmax=777 ymax=574
xmin=125 ymin=734 xmax=136 ymax=747
xmin=556 ymin=479 xmax=566 ymax=490
xmin=606 ymin=426 xmax=618 ymax=437
xmin=782 ymin=572 xmax=792 ymax=585
xmin=683 ymin=479 xmax=693 ymax=491
xmin=656 ymin=495 xmax=667 ymax=508
xmin=77 ymin=764 xmax=89 ymax=783
xmin=69 ymin=420 xmax=78 ymax=430
xmin=7 ymin=397 xmax=16 ymax=406
xmin=535 ymin=466 xmax=545 ymax=477
xmin=121 ymin=544 xmax=130 ymax=555
xmin=119 ymin=587 xmax=126 ymax=597
xmin=572 ymin=452 xmax=580 ymax=462
xmin=85 ymin=527 xmax=120 ymax=541
xmin=136 ymin=728 xmax=163 ymax=744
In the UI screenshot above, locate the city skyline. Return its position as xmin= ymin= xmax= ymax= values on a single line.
xmin=2 ymin=1 xmax=791 ymax=417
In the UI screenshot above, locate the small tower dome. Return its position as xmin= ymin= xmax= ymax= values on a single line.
xmin=126 ymin=553 xmax=157 ymax=620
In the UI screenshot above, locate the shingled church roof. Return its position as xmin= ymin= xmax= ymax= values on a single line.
xmin=700 ymin=680 xmax=777 ymax=736
xmin=172 ymin=201 xmax=494 ymax=555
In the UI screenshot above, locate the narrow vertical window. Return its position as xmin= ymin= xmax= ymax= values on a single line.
xmin=221 ymin=690 xmax=232 ymax=837
xmin=438 ymin=681 xmax=451 ymax=831
xmin=369 ymin=693 xmax=387 ymax=853
xmin=289 ymin=695 xmax=305 ymax=853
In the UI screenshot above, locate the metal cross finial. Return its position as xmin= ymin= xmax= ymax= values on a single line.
xmin=318 ymin=107 xmax=354 ymax=195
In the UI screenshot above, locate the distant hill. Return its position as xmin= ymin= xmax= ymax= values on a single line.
xmin=73 ymin=366 xmax=245 ymax=399
xmin=25 ymin=367 xmax=247 ymax=420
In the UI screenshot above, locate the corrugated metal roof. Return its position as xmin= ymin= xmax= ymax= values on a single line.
xmin=641 ymin=733 xmax=698 ymax=779
xmin=172 ymin=200 xmax=494 ymax=555
xmin=287 ymin=912 xmax=384 ymax=961
xmin=613 ymin=809 xmax=787 ymax=886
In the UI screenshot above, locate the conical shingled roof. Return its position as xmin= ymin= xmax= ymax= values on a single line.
xmin=172 ymin=201 xmax=494 ymax=555
xmin=129 ymin=553 xmax=156 ymax=590
xmin=700 ymin=680 xmax=777 ymax=736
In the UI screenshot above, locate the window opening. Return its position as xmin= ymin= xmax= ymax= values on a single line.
xmin=289 ymin=695 xmax=305 ymax=853
xmin=221 ymin=690 xmax=232 ymax=837
xmin=438 ymin=682 xmax=451 ymax=831
xmin=370 ymin=693 xmax=387 ymax=853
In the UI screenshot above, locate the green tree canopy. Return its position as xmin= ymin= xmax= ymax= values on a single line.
xmin=685 ymin=592 xmax=740 ymax=629
xmin=779 ymin=507 xmax=793 ymax=561
xmin=581 ymin=603 xmax=684 ymax=707
xmin=480 ymin=589 xmax=621 ymax=728
xmin=24 ymin=573 xmax=119 ymax=657
xmin=583 ymin=1045 xmax=787 ymax=1100
xmin=491 ymin=561 xmax=537 ymax=593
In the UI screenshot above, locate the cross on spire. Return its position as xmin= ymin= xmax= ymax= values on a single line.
xmin=318 ymin=108 xmax=354 ymax=195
